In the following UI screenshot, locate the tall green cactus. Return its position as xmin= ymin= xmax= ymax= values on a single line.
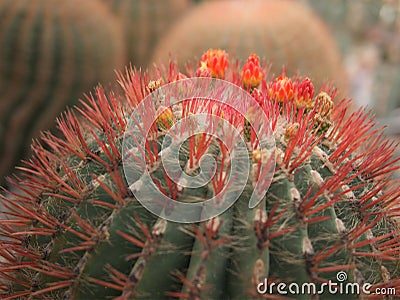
xmin=151 ymin=0 xmax=349 ymax=99
xmin=0 ymin=50 xmax=399 ymax=299
xmin=0 ymin=0 xmax=126 ymax=186
xmin=100 ymin=0 xmax=192 ymax=68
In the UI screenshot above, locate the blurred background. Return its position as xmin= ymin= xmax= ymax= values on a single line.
xmin=0 ymin=0 xmax=399 ymax=188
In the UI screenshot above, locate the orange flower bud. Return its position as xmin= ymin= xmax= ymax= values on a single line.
xmin=268 ymin=73 xmax=295 ymax=102
xmin=241 ymin=54 xmax=263 ymax=88
xmin=196 ymin=49 xmax=229 ymax=79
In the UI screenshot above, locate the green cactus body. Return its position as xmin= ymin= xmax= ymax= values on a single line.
xmin=0 ymin=0 xmax=126 ymax=186
xmin=151 ymin=0 xmax=349 ymax=99
xmin=100 ymin=0 xmax=192 ymax=68
xmin=0 ymin=51 xmax=399 ymax=299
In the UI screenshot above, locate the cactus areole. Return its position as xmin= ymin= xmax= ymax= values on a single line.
xmin=1 ymin=50 xmax=399 ymax=299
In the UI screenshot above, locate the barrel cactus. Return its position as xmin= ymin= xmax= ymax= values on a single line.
xmin=0 ymin=0 xmax=126 ymax=186
xmin=151 ymin=0 xmax=348 ymax=98
xmin=0 ymin=50 xmax=399 ymax=299
xmin=100 ymin=0 xmax=192 ymax=68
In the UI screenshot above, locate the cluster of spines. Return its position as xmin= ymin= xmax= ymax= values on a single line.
xmin=0 ymin=50 xmax=399 ymax=299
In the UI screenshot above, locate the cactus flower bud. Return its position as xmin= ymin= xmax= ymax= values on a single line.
xmin=314 ymin=91 xmax=334 ymax=118
xmin=295 ymin=77 xmax=314 ymax=109
xmin=284 ymin=123 xmax=300 ymax=140
xmin=196 ymin=49 xmax=229 ymax=79
xmin=241 ymin=54 xmax=263 ymax=89
xmin=156 ymin=106 xmax=175 ymax=130
xmin=268 ymin=73 xmax=295 ymax=102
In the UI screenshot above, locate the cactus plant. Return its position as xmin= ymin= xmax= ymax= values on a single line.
xmin=100 ymin=0 xmax=192 ymax=68
xmin=0 ymin=50 xmax=399 ymax=299
xmin=151 ymin=0 xmax=349 ymax=99
xmin=0 ymin=0 xmax=126 ymax=186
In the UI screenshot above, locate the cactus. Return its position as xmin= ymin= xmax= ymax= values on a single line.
xmin=151 ymin=0 xmax=349 ymax=99
xmin=100 ymin=0 xmax=192 ymax=68
xmin=0 ymin=50 xmax=399 ymax=299
xmin=0 ymin=0 xmax=126 ymax=186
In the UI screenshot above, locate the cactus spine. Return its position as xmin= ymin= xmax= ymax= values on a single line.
xmin=0 ymin=0 xmax=126 ymax=186
xmin=0 ymin=51 xmax=399 ymax=299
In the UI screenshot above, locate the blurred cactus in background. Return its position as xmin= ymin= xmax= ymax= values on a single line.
xmin=100 ymin=0 xmax=192 ymax=68
xmin=0 ymin=0 xmax=126 ymax=186
xmin=151 ymin=0 xmax=349 ymax=98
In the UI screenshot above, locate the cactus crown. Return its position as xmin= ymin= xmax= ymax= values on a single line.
xmin=0 ymin=50 xmax=399 ymax=299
